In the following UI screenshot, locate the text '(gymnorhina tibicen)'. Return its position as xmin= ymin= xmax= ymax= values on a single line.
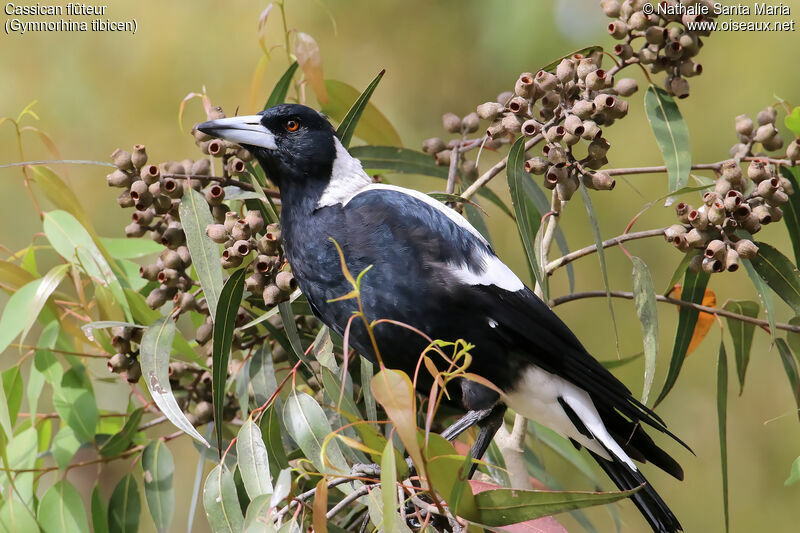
xmin=198 ymin=103 xmax=689 ymax=533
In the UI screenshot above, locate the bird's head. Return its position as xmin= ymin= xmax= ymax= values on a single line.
xmin=196 ymin=104 xmax=338 ymax=190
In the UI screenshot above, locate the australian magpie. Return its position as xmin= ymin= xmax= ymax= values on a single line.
xmin=198 ymin=103 xmax=687 ymax=532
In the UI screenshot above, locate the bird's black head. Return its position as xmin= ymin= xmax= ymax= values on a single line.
xmin=196 ymin=104 xmax=337 ymax=190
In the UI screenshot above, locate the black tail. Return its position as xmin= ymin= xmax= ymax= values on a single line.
xmin=588 ymin=450 xmax=682 ymax=533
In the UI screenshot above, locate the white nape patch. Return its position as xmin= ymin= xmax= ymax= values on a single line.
xmin=446 ymin=251 xmax=524 ymax=292
xmin=488 ymin=318 xmax=498 ymax=328
xmin=317 ymin=138 xmax=373 ymax=208
xmin=506 ymin=366 xmax=637 ymax=470
xmin=202 ymin=115 xmax=277 ymax=149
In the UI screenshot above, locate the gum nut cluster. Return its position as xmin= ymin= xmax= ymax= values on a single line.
xmin=601 ymin=0 xmax=713 ymax=99
xmin=420 ymin=111 xmax=483 ymax=183
xmin=665 ymin=159 xmax=794 ymax=273
xmin=730 ymin=106 xmax=800 ymax=160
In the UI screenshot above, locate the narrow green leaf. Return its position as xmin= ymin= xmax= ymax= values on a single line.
xmin=20 ymin=263 xmax=68 ymax=346
xmin=51 ymin=425 xmax=80 ymax=469
xmin=243 ymin=494 xmax=276 ymax=532
xmin=283 ymin=391 xmax=349 ymax=477
xmin=100 ymin=237 xmax=162 ymax=259
xmin=0 ymin=278 xmax=45 ymax=356
xmin=99 ymin=407 xmax=144 ymax=456
xmin=31 ymin=166 xmax=92 ymax=231
xmin=38 ymin=480 xmax=90 ymax=533
xmin=580 ymin=184 xmax=619 ymax=353
xmin=779 ymin=167 xmax=800 ymax=267
xmin=631 ymin=257 xmax=659 ymax=404
xmin=212 ymin=268 xmax=246 ymax=453
xmin=506 ymin=136 xmax=546 ymax=296
xmin=278 ymin=300 xmax=309 ymax=367
xmin=1 ymin=368 xmax=22 ymax=428
xmin=179 ymin=188 xmax=224 ymax=317
xmin=381 ymin=439 xmax=398 ymax=533
xmin=360 ymin=356 xmax=377 ymax=427
xmin=265 ymin=61 xmax=299 ymax=109
xmin=654 ymin=269 xmax=710 ymax=406
xmin=349 ymin=145 xmax=447 ymax=178
xmin=540 ymin=45 xmax=603 ymax=72
xmin=142 ymin=440 xmax=175 ymax=533
xmin=203 ymin=464 xmax=245 ymax=533
xmin=716 ymin=340 xmax=729 ymax=533
xmin=473 ymin=486 xmax=638 ymax=527
xmin=322 ymin=76 xmax=402 ymax=148
xmin=108 ymin=474 xmax=141 ymax=533
xmin=776 ymin=338 xmax=800 ymax=422
xmin=52 ymin=368 xmax=98 ymax=443
xmin=0 ymin=492 xmax=39 ymax=533
xmin=743 ymin=257 xmax=776 ymax=343
xmin=91 ymin=483 xmax=109 ymax=533
xmin=644 ymin=85 xmax=691 ymax=204
xmin=140 ymin=315 xmax=210 ymax=446
xmin=785 ymin=106 xmax=800 ymax=136
xmin=785 ymin=456 xmax=800 ymax=486
xmin=262 ymin=405 xmax=289 ymax=475
xmin=750 ymin=242 xmax=800 ymax=314
xmin=249 ymin=344 xmax=278 ymax=408
xmin=43 ymin=210 xmax=129 ymax=320
xmin=371 ymin=369 xmax=423 ymax=481
xmin=722 ymin=300 xmax=759 ymax=394
xmin=236 ymin=418 xmax=273 ymax=499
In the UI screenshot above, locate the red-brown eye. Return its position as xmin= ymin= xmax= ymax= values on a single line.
xmin=286 ymin=119 xmax=300 ymax=132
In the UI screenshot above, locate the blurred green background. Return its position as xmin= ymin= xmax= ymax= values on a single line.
xmin=2 ymin=0 xmax=799 ymax=531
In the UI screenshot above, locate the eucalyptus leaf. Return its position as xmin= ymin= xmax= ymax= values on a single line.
xmin=140 ymin=315 xmax=210 ymax=447
xmin=322 ymin=76 xmax=401 ymax=148
xmin=38 ymin=480 xmax=90 ymax=533
xmin=236 ymin=418 xmax=273 ymax=499
xmin=99 ymin=407 xmax=144 ymax=457
xmin=91 ymin=483 xmax=110 ymax=533
xmin=654 ymin=270 xmax=710 ymax=406
xmin=108 ymin=474 xmax=141 ymax=533
xmin=52 ymin=368 xmax=98 ymax=443
xmin=631 ymin=257 xmax=658 ymax=404
xmin=743 ymin=257 xmax=776 ymax=343
xmin=750 ymin=242 xmax=800 ymax=314
xmin=212 ymin=268 xmax=246 ymax=451
xmin=349 ymin=145 xmax=447 ymax=178
xmin=264 ymin=61 xmax=299 ymax=109
xmin=780 ymin=167 xmax=800 ymax=267
xmin=716 ymin=341 xmax=729 ymax=533
xmin=722 ymin=300 xmax=759 ymax=394
xmin=283 ymin=391 xmax=349 ymax=477
xmin=100 ymin=237 xmax=162 ymax=259
xmin=776 ymin=338 xmax=800 ymax=422
xmin=179 ymin=188 xmax=224 ymax=317
xmin=203 ymin=464 xmax=245 ymax=533
xmin=142 ymin=440 xmax=175 ymax=533
xmin=644 ymin=85 xmax=691 ymax=205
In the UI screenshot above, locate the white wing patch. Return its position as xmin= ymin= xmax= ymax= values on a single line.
xmin=446 ymin=251 xmax=524 ymax=292
xmin=317 ymin=138 xmax=373 ymax=208
xmin=505 ymin=366 xmax=637 ymax=470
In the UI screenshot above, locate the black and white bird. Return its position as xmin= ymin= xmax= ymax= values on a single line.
xmin=198 ymin=104 xmax=687 ymax=533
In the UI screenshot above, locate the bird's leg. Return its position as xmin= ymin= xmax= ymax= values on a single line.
xmin=440 ymin=407 xmax=494 ymax=441
xmin=466 ymin=404 xmax=507 ymax=478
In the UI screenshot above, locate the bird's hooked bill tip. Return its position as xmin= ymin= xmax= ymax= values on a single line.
xmin=196 ymin=115 xmax=277 ymax=150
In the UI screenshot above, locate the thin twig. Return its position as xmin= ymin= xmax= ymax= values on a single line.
xmin=326 ymin=483 xmax=372 ymax=519
xmin=445 ymin=140 xmax=461 ymax=195
xmin=546 ymin=228 xmax=667 ymax=274
xmin=551 ymin=290 xmax=800 ymax=333
xmin=604 ymin=157 xmax=793 ymax=177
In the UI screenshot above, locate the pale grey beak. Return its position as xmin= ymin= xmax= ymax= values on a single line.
xmin=196 ymin=115 xmax=277 ymax=150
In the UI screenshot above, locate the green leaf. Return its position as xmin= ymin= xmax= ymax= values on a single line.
xmin=644 ymin=85 xmax=691 ymax=204
xmin=283 ymin=391 xmax=349 ymax=476
xmin=51 ymin=425 xmax=80 ymax=469
xmin=631 ymin=257 xmax=659 ymax=404
xmin=249 ymin=344 xmax=278 ymax=407
xmin=212 ymin=268 xmax=246 ymax=452
xmin=322 ymin=76 xmax=402 ymax=148
xmin=473 ymin=486 xmax=638 ymax=527
xmin=722 ymin=300 xmax=760 ymax=394
xmin=743 ymin=257 xmax=776 ymax=343
xmin=243 ymin=494 xmax=276 ymax=533
xmin=236 ymin=418 xmax=273 ymax=499
xmin=20 ymin=263 xmax=68 ymax=346
xmin=0 ymin=492 xmax=39 ymax=533
xmin=91 ymin=483 xmax=110 ymax=533
xmin=750 ymin=242 xmax=800 ymax=314
xmin=716 ymin=340 xmax=729 ymax=533
xmin=1 ymin=368 xmax=22 ymax=428
xmin=179 ymin=188 xmax=224 ymax=317
xmin=381 ymin=439 xmax=399 ymax=533
xmin=654 ymin=269 xmax=710 ymax=406
xmin=580 ymin=184 xmax=618 ymax=353
xmin=99 ymin=407 xmax=144 ymax=456
xmin=43 ymin=210 xmax=129 ymax=319
xmin=31 ymin=166 xmax=92 ymax=231
xmin=142 ymin=440 xmax=175 ymax=533
xmin=100 ymin=237 xmax=162 ymax=259
xmin=0 ymin=278 xmax=45 ymax=356
xmin=360 ymin=357 xmax=377 ymax=426
xmin=506 ymin=136 xmax=546 ymax=297
xmin=140 ymin=315 xmax=210 ymax=447
xmin=779 ymin=167 xmax=800 ymax=267
xmin=53 ymin=368 xmax=98 ymax=443
xmin=785 ymin=106 xmax=800 ymax=136
xmin=371 ymin=369 xmax=424 ymax=479
xmin=265 ymin=61 xmax=299 ymax=109
xmin=38 ymin=480 xmax=90 ymax=533
xmin=785 ymin=456 xmax=800 ymax=486
xmin=203 ymin=464 xmax=245 ymax=533
xmin=108 ymin=474 xmax=141 ymax=533
xmin=349 ymin=145 xmax=446 ymax=178
xmin=0 ymin=259 xmax=36 ymax=290
xmin=776 ymin=338 xmax=800 ymax=422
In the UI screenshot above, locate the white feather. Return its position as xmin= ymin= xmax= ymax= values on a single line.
xmin=317 ymin=138 xmax=373 ymax=208
xmin=445 ymin=252 xmax=524 ymax=292
xmin=505 ymin=366 xmax=637 ymax=470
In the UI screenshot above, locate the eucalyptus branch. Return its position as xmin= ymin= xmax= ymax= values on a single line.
xmin=273 ymin=475 xmax=363 ymax=521
xmin=604 ymin=156 xmax=793 ymax=177
xmin=551 ymin=290 xmax=800 ymax=333
xmin=546 ymin=228 xmax=667 ymax=274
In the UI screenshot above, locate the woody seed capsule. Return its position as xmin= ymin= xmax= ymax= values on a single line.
xmin=205 ymin=185 xmax=225 ymax=206
xmin=442 ymin=113 xmax=462 ymax=134
xmin=787 ymin=140 xmax=800 ymax=161
xmin=556 ymin=59 xmax=576 ymax=83
xmin=735 ymin=114 xmax=754 ymax=136
xmin=762 ymin=135 xmax=784 ymax=152
xmin=525 ymin=157 xmax=548 ymax=175
xmin=521 ymin=119 xmax=542 ymax=137
xmin=607 ymin=21 xmax=628 ymax=39
xmin=757 ymin=107 xmax=777 ymax=126
xmin=704 ymin=239 xmax=725 ymax=260
xmin=508 ymin=96 xmax=528 ymax=115
xmin=476 ymin=102 xmax=504 ymax=121
xmin=514 ymin=73 xmax=536 ymax=98
xmin=613 ymin=43 xmax=633 ymax=60
xmin=462 ymin=112 xmax=480 ymax=133
xmin=754 ymin=124 xmax=778 ymax=143
xmin=571 ymin=100 xmax=595 ymax=119
xmin=111 ymin=148 xmax=133 ymax=171
xmin=231 ymin=219 xmax=251 ymax=241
